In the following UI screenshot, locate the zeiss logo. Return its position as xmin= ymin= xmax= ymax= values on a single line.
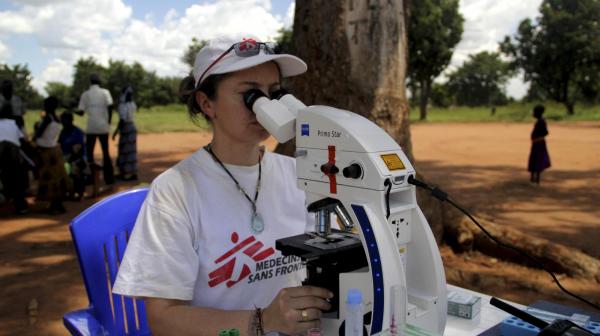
xmin=301 ymin=124 xmax=310 ymax=136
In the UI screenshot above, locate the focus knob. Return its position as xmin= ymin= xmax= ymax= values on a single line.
xmin=320 ymin=163 xmax=339 ymax=175
xmin=343 ymin=163 xmax=362 ymax=179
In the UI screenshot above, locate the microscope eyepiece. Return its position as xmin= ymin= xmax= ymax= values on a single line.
xmin=243 ymin=89 xmax=267 ymax=112
xmin=270 ymin=88 xmax=289 ymax=100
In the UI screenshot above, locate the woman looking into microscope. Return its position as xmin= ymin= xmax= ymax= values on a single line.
xmin=113 ymin=37 xmax=331 ymax=335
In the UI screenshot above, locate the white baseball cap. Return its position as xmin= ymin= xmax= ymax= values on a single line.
xmin=192 ymin=37 xmax=307 ymax=87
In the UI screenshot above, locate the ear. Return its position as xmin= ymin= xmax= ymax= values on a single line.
xmin=196 ymin=91 xmax=216 ymax=119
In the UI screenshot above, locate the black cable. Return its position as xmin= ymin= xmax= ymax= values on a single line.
xmin=407 ymin=175 xmax=600 ymax=312
xmin=384 ymin=179 xmax=392 ymax=219
xmin=490 ymin=297 xmax=548 ymax=328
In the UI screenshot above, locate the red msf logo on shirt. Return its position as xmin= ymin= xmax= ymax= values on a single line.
xmin=208 ymin=232 xmax=274 ymax=288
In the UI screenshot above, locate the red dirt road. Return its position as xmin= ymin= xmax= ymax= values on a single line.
xmin=411 ymin=122 xmax=600 ymax=259
xmin=0 ymin=122 xmax=598 ymax=335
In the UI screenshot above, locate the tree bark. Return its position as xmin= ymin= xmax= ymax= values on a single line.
xmin=566 ymin=101 xmax=575 ymax=115
xmin=562 ymin=72 xmax=575 ymax=115
xmin=277 ymin=0 xmax=412 ymax=161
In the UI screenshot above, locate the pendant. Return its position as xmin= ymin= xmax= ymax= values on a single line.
xmin=251 ymin=213 xmax=264 ymax=234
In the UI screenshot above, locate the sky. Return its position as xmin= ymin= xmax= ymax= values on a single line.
xmin=0 ymin=0 xmax=542 ymax=99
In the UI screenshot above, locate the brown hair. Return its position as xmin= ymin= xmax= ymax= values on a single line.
xmin=179 ymin=61 xmax=283 ymax=125
xmin=179 ymin=73 xmax=230 ymax=125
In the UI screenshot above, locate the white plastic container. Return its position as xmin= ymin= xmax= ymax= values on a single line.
xmin=345 ymin=288 xmax=364 ymax=336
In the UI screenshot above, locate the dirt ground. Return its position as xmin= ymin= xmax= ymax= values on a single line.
xmin=0 ymin=122 xmax=598 ymax=335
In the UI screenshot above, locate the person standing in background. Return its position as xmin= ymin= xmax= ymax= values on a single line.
xmin=0 ymin=80 xmax=27 ymax=135
xmin=33 ymin=97 xmax=69 ymax=214
xmin=75 ymin=73 xmax=115 ymax=186
xmin=528 ymin=104 xmax=551 ymax=184
xmin=0 ymin=102 xmax=29 ymax=214
xmin=113 ymin=86 xmax=138 ymax=181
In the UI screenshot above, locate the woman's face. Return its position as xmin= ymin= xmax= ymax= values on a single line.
xmin=199 ymin=61 xmax=281 ymax=146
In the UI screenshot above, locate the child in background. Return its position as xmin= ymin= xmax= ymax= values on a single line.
xmin=527 ymin=104 xmax=551 ymax=184
xmin=113 ymin=87 xmax=138 ymax=181
xmin=58 ymin=112 xmax=88 ymax=200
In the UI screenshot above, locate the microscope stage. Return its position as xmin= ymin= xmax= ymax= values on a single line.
xmin=276 ymin=230 xmax=367 ymax=264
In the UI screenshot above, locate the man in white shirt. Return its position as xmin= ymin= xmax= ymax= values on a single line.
xmin=76 ymin=74 xmax=115 ymax=185
xmin=0 ymin=80 xmax=27 ymax=135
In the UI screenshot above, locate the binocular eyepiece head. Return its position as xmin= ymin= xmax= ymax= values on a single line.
xmin=243 ymin=88 xmax=291 ymax=112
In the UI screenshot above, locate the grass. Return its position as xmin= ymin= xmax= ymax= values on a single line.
xmin=24 ymin=104 xmax=210 ymax=135
xmin=410 ymin=102 xmax=600 ymax=123
xmin=23 ymin=102 xmax=599 ymax=135
xmin=132 ymin=104 xmax=210 ymax=133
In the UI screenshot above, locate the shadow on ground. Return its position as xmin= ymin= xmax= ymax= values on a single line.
xmin=417 ymin=160 xmax=600 ymax=259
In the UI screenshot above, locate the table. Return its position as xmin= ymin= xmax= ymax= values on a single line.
xmin=444 ymin=285 xmax=525 ymax=336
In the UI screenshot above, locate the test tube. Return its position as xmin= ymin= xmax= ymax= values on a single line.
xmin=390 ymin=284 xmax=407 ymax=336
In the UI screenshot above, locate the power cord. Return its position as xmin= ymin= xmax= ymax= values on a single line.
xmin=407 ymin=175 xmax=600 ymax=312
xmin=384 ymin=179 xmax=392 ymax=219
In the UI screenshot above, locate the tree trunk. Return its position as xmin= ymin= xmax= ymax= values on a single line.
xmin=562 ymin=73 xmax=575 ymax=115
xmin=566 ymin=101 xmax=575 ymax=115
xmin=419 ymin=79 xmax=429 ymax=121
xmin=442 ymin=203 xmax=600 ymax=280
xmin=276 ymin=0 xmax=412 ymax=161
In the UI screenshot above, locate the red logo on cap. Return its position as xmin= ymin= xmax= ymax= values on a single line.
xmin=239 ymin=38 xmax=257 ymax=51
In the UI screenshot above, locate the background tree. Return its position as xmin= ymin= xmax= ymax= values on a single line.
xmin=181 ymin=38 xmax=207 ymax=70
xmin=501 ymin=0 xmax=600 ymax=115
xmin=70 ymin=57 xmax=179 ymax=108
xmin=577 ymin=69 xmax=600 ymax=104
xmin=0 ymin=63 xmax=43 ymax=108
xmin=44 ymin=82 xmax=72 ymax=107
xmin=429 ymin=82 xmax=453 ymax=108
xmin=106 ymin=61 xmax=150 ymax=107
xmin=447 ymin=51 xmax=513 ymax=107
xmin=523 ymin=81 xmax=548 ymax=102
xmin=274 ymin=26 xmax=294 ymax=53
xmin=407 ymin=0 xmax=463 ymax=120
xmin=70 ymin=57 xmax=105 ymax=106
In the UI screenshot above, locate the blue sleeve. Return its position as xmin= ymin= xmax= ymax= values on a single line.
xmin=75 ymin=128 xmax=85 ymax=145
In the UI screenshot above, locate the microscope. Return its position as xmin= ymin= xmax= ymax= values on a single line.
xmin=245 ymin=89 xmax=447 ymax=335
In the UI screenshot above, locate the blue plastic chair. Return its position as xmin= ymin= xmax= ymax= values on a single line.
xmin=64 ymin=188 xmax=151 ymax=336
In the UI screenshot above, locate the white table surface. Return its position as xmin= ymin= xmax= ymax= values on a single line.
xmin=444 ymin=284 xmax=525 ymax=336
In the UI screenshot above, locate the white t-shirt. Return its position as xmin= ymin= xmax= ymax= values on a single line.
xmin=35 ymin=120 xmax=61 ymax=148
xmin=0 ymin=119 xmax=23 ymax=146
xmin=118 ymin=101 xmax=137 ymax=123
xmin=78 ymin=85 xmax=113 ymax=134
xmin=113 ymin=149 xmax=312 ymax=311
xmin=0 ymin=95 xmax=26 ymax=117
